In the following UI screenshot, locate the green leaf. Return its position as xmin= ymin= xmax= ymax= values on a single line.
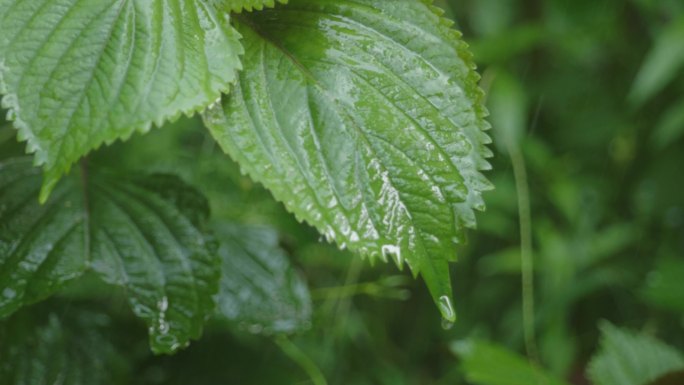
xmin=0 ymin=308 xmax=129 ymax=385
xmin=641 ymin=258 xmax=684 ymax=314
xmin=451 ymin=340 xmax=571 ymax=385
xmin=0 ymin=157 xmax=220 ymax=354
xmin=587 ymin=322 xmax=684 ymax=385
xmin=213 ymin=223 xmax=312 ymax=334
xmin=0 ymin=158 xmax=86 ymax=318
xmin=203 ymin=0 xmax=492 ymax=321
xmin=652 ymin=98 xmax=684 ymax=149
xmin=211 ymin=0 xmax=288 ymax=13
xmin=629 ymin=16 xmax=684 ymax=106
xmin=0 ymin=0 xmax=243 ymax=202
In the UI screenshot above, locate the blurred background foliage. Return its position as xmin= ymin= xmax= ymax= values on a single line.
xmin=1 ymin=0 xmax=684 ymax=384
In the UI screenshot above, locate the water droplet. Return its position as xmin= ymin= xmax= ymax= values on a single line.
xmin=324 ymin=226 xmax=336 ymax=242
xmin=438 ymin=295 xmax=456 ymax=323
xmin=2 ymin=288 xmax=16 ymax=299
xmin=157 ymin=296 xmax=168 ymax=312
xmin=382 ymin=245 xmax=403 ymax=268
xmin=452 ymin=133 xmax=473 ymax=156
xmin=441 ymin=318 xmax=454 ymax=330
xmin=157 ymin=319 xmax=170 ymax=335
xmin=208 ymin=96 xmax=222 ymax=110
xmin=153 ymin=332 xmax=178 ymax=350
xmin=248 ymin=324 xmax=263 ymax=334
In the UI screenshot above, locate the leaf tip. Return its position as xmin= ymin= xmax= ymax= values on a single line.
xmin=38 ymin=170 xmax=62 ymax=204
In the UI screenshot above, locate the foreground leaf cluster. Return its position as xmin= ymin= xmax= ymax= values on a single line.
xmin=0 ymin=0 xmax=490 ymax=352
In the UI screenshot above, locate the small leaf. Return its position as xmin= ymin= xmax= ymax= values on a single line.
xmin=204 ymin=0 xmax=492 ymax=321
xmin=0 ymin=157 xmax=220 ymax=354
xmin=213 ymin=222 xmax=312 ymax=334
xmin=451 ymin=340 xmax=571 ymax=385
xmin=0 ymin=308 xmax=129 ymax=385
xmin=587 ymin=321 xmax=684 ymax=385
xmin=0 ymin=0 xmax=243 ymax=201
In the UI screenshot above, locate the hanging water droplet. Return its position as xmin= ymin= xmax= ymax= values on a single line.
xmin=441 ymin=318 xmax=455 ymax=330
xmin=438 ymin=295 xmax=456 ymax=324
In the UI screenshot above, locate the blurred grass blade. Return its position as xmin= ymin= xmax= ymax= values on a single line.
xmin=629 ymin=17 xmax=684 ymax=106
xmin=587 ymin=321 xmax=684 ymax=385
xmin=652 ymin=98 xmax=684 ymax=149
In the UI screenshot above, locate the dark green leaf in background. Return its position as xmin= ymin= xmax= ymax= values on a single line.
xmin=0 ymin=308 xmax=129 ymax=385
xmin=0 ymin=157 xmax=220 ymax=354
xmin=204 ymin=0 xmax=492 ymax=321
xmin=0 ymin=158 xmax=87 ymax=319
xmin=214 ymin=223 xmax=312 ymax=334
xmin=0 ymin=0 xmax=243 ymax=201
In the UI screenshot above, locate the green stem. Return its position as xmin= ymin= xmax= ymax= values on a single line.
xmin=508 ymin=144 xmax=540 ymax=365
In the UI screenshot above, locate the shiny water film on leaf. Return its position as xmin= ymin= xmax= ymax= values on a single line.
xmin=203 ymin=0 xmax=492 ymax=321
xmin=0 ymin=157 xmax=220 ymax=354
xmin=0 ymin=0 xmax=243 ymax=201
xmin=213 ymin=223 xmax=312 ymax=334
